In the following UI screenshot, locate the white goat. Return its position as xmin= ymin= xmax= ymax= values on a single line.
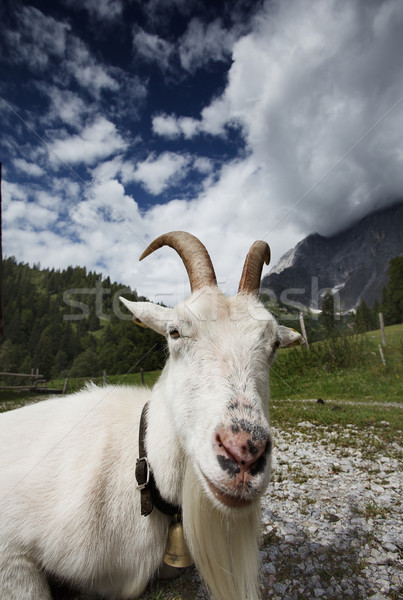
xmin=0 ymin=232 xmax=302 ymax=600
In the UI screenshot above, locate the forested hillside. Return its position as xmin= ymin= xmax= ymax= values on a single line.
xmin=0 ymin=258 xmax=165 ymax=379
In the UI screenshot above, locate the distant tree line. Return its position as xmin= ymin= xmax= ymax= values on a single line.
xmin=353 ymin=257 xmax=403 ymax=333
xmin=0 ymin=258 xmax=165 ymax=380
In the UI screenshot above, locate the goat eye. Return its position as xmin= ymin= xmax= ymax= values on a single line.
xmin=169 ymin=329 xmax=181 ymax=339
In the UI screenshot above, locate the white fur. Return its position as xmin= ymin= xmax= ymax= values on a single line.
xmin=0 ymin=288 xmax=302 ymax=600
xmin=182 ymin=461 xmax=262 ymax=600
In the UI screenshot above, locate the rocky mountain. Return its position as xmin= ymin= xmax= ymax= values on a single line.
xmin=261 ymin=201 xmax=403 ymax=312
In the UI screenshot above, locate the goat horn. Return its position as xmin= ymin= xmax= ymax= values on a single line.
xmin=140 ymin=231 xmax=217 ymax=292
xmin=238 ymin=241 xmax=271 ymax=296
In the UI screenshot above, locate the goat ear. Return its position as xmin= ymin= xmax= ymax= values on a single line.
xmin=278 ymin=325 xmax=304 ymax=348
xmin=119 ymin=297 xmax=174 ymax=336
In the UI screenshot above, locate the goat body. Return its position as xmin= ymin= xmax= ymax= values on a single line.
xmin=0 ymin=232 xmax=302 ymax=600
xmin=0 ymin=385 xmax=169 ymax=599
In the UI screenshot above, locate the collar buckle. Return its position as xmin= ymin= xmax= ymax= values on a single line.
xmin=136 ymin=456 xmax=150 ymax=490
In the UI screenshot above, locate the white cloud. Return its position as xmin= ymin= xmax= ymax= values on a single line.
xmin=178 ymin=117 xmax=200 ymax=139
xmin=42 ymin=87 xmax=89 ymax=130
xmin=4 ymin=198 xmax=58 ymax=231
xmin=5 ymin=6 xmax=70 ymax=70
xmin=153 ymin=0 xmax=403 ymax=236
xmin=4 ymin=6 xmax=120 ymax=99
xmin=90 ymin=156 xmax=148 ymax=188
xmin=91 ymin=157 xmax=126 ymax=183
xmin=133 ymin=14 xmax=242 ymax=75
xmin=133 ymin=152 xmax=191 ymax=195
xmin=152 ymin=97 xmax=232 ymax=140
xmin=83 ymin=178 xmax=142 ymax=229
xmin=67 ymin=38 xmax=119 ymax=95
xmin=2 ymin=174 xmax=146 ymax=285
xmin=219 ymin=0 xmax=403 ymax=234
xmin=193 ymin=157 xmax=214 ymax=174
xmin=2 ymin=180 xmax=68 ymax=231
xmin=179 ymin=17 xmax=236 ymax=72
xmin=152 ymin=113 xmax=201 ymax=139
xmin=152 ymin=114 xmax=182 ymax=138
xmin=13 ymin=159 xmax=45 ymax=177
xmin=3 ymin=226 xmax=94 ymax=271
xmin=199 ymin=96 xmax=231 ymax=136
xmin=133 ymin=27 xmax=174 ymax=71
xmin=62 ymin=0 xmax=123 ymax=21
xmin=49 ymin=117 xmax=127 ymax=166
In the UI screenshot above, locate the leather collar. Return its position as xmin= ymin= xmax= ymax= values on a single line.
xmin=136 ymin=402 xmax=181 ymax=517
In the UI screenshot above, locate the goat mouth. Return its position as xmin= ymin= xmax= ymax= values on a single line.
xmin=203 ymin=475 xmax=254 ymax=508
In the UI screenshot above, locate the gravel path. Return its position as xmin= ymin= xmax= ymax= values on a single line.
xmin=260 ymin=424 xmax=402 ymax=600
xmin=142 ymin=423 xmax=402 ymax=600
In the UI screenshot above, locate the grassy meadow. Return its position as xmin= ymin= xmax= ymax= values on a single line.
xmin=271 ymin=323 xmax=403 ymax=402
xmin=267 ymin=323 xmax=403 ymax=444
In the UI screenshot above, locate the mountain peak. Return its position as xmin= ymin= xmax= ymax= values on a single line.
xmin=262 ymin=201 xmax=403 ymax=311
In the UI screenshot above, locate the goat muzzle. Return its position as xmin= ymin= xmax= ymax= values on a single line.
xmin=203 ymin=475 xmax=255 ymax=508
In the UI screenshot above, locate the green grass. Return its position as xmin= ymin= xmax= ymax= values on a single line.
xmin=271 ymin=323 xmax=403 ymax=403
xmin=271 ymin=365 xmax=402 ymax=402
xmin=270 ymin=399 xmax=402 ymax=447
xmin=268 ymin=323 xmax=403 ymax=446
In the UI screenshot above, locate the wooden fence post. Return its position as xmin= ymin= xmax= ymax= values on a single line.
xmin=378 ymin=344 xmax=386 ymax=367
xmin=379 ymin=312 xmax=386 ymax=347
xmin=299 ymin=312 xmax=309 ymax=349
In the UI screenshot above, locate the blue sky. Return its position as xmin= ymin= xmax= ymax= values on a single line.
xmin=1 ymin=0 xmax=403 ymax=304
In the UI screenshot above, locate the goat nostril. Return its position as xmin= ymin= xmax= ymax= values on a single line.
xmin=216 ymin=434 xmax=223 ymax=448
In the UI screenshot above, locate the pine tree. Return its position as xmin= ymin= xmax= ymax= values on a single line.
xmin=88 ymin=307 xmax=100 ymax=331
xmin=381 ymin=257 xmax=403 ymax=325
xmin=32 ymin=334 xmax=54 ymax=379
xmin=354 ymin=300 xmax=373 ymax=333
xmin=320 ymin=291 xmax=335 ymax=336
xmin=52 ymin=350 xmax=69 ymax=378
xmin=70 ymin=349 xmax=100 ymax=378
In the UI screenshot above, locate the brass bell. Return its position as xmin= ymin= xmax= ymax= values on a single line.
xmin=163 ymin=513 xmax=194 ymax=568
